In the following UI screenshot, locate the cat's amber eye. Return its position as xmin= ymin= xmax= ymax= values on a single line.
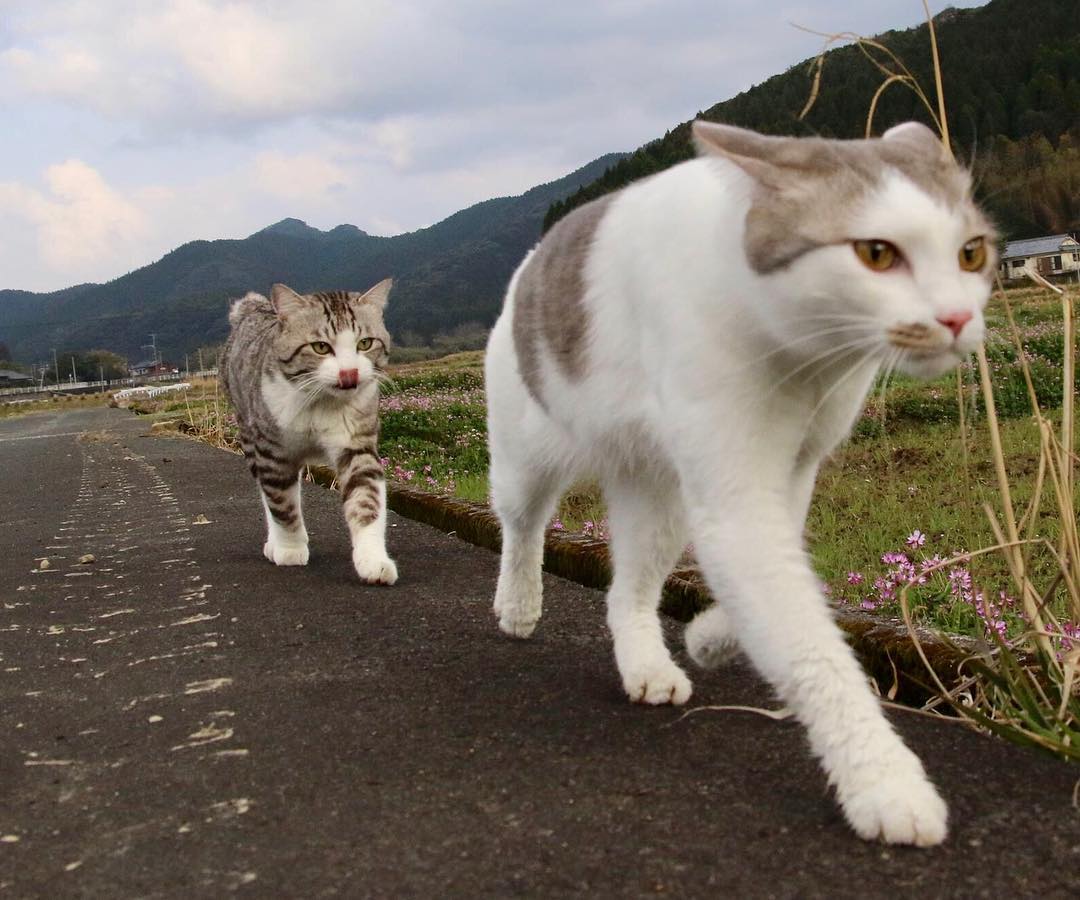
xmin=310 ymin=341 xmax=333 ymax=355
xmin=959 ymin=237 xmax=987 ymax=272
xmin=357 ymin=337 xmax=375 ymax=352
xmin=853 ymin=240 xmax=900 ymax=272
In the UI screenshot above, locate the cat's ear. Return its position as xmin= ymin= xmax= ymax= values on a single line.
xmin=357 ymin=278 xmax=393 ymax=310
xmin=691 ymin=121 xmax=799 ymax=186
xmin=882 ymin=121 xmax=946 ymax=155
xmin=270 ymin=283 xmax=308 ymax=320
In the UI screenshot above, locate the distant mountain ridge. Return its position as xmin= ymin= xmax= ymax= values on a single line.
xmin=9 ymin=0 xmax=1078 ymax=365
xmin=0 ymin=153 xmax=623 ymax=364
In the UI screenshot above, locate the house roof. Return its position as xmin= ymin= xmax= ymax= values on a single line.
xmin=1001 ymin=234 xmax=1080 ymax=260
xmin=0 ymin=369 xmax=32 ymax=380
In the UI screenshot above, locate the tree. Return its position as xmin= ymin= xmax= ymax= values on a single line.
xmin=59 ymin=349 xmax=128 ymax=382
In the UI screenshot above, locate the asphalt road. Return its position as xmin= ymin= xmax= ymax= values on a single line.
xmin=1 ymin=407 xmax=1077 ymax=898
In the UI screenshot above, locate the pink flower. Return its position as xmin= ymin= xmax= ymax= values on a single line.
xmin=846 ymin=572 xmax=864 ymax=585
xmin=906 ymin=530 xmax=926 ymax=548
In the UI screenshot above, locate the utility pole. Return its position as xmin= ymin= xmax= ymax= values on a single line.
xmin=141 ymin=334 xmax=159 ymax=374
xmin=197 ymin=348 xmax=204 ymax=374
xmin=99 ymin=364 xmax=105 ymax=392
xmin=70 ymin=356 xmax=77 ymax=383
xmin=52 ymin=348 xmax=59 ymax=387
xmin=185 ymin=354 xmax=189 ymax=377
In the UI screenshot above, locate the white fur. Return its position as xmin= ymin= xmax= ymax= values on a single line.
xmin=259 ymin=326 xmax=397 ymax=584
xmin=485 ymin=153 xmax=989 ymax=846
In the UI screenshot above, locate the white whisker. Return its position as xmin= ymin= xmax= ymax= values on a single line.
xmin=805 ymin=350 xmax=879 ymax=431
xmin=749 ymin=324 xmax=881 ymax=369
xmin=765 ymin=334 xmax=882 ymax=399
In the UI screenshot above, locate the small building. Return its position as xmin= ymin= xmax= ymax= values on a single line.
xmin=0 ymin=368 xmax=33 ymax=386
xmin=130 ymin=358 xmax=170 ymax=377
xmin=999 ymin=233 xmax=1080 ymax=282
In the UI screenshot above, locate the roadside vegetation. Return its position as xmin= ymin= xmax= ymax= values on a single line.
xmin=0 ymin=390 xmax=114 ymax=419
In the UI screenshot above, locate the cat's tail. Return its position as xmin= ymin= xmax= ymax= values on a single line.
xmin=229 ymin=292 xmax=267 ymax=327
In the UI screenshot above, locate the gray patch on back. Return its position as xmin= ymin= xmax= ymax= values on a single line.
xmin=512 ymin=195 xmax=613 ymax=405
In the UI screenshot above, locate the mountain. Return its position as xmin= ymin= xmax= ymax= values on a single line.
xmin=8 ymin=0 xmax=1078 ymax=365
xmin=0 ymin=154 xmax=624 ymax=364
xmin=546 ymin=0 xmax=1080 ymax=240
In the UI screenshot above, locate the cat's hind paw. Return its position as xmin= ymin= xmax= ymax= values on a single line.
xmin=353 ymin=553 xmax=398 ymax=585
xmin=264 ymin=541 xmax=309 ymax=566
xmin=685 ymin=603 xmax=739 ymax=669
xmin=840 ymin=770 xmax=948 ymax=847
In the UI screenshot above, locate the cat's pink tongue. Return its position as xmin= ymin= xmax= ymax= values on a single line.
xmin=337 ymin=368 xmax=360 ymax=389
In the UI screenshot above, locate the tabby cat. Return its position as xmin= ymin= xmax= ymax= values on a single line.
xmin=221 ymin=280 xmax=397 ymax=584
xmin=484 ymin=121 xmax=996 ymax=845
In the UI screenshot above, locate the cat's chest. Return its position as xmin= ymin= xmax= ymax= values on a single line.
xmin=260 ymin=377 xmax=372 ymax=455
xmin=285 ymin=405 xmax=360 ymax=453
xmin=791 ymin=360 xmax=880 ymax=461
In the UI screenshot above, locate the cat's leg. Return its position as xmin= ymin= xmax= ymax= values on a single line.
xmin=490 ymin=456 xmax=563 ymax=639
xmin=604 ymin=478 xmax=692 ymax=705
xmin=789 ymin=456 xmax=821 ymax=534
xmin=687 ymin=454 xmax=821 ymax=670
xmin=255 ymin=452 xmax=309 ymax=566
xmin=336 ymin=447 xmax=397 ymax=585
xmin=681 ymin=470 xmax=947 ymax=846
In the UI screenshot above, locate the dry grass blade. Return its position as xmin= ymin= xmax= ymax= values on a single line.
xmin=921 ymin=0 xmax=951 ymax=155
xmin=792 ymin=23 xmax=943 ymax=135
xmin=794 ymin=2 xmax=1080 ymax=761
xmin=864 ymin=74 xmax=910 ymax=138
xmin=799 ymin=52 xmax=825 ymax=121
xmin=670 ymin=705 xmax=793 ymax=726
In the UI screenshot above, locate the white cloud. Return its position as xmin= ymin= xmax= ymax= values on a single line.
xmin=252 ymin=151 xmax=350 ymax=202
xmin=0 ymin=159 xmax=147 ymax=273
xmin=0 ymin=0 xmax=417 ymax=129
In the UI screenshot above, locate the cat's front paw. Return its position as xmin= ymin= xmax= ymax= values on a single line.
xmin=263 ymin=540 xmax=309 ymax=566
xmin=493 ymin=579 xmax=542 ymax=639
xmin=619 ymin=657 xmax=693 ymax=705
xmin=839 ymin=767 xmax=948 ymax=847
xmin=497 ymin=607 xmax=540 ymax=639
xmin=353 ymin=552 xmax=398 ymax=585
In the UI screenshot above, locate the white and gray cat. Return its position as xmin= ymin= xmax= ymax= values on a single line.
xmin=221 ymin=281 xmax=398 ymax=584
xmin=485 ymin=121 xmax=996 ymax=845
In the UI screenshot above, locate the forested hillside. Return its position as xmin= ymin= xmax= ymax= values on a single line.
xmin=546 ymin=0 xmax=1080 ymax=240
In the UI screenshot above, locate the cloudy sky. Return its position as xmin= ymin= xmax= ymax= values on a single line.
xmin=0 ymin=0 xmax=986 ymax=293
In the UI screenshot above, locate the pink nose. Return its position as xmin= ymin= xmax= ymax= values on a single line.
xmin=936 ymin=311 xmax=972 ymax=339
xmin=337 ymin=368 xmax=359 ymax=389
